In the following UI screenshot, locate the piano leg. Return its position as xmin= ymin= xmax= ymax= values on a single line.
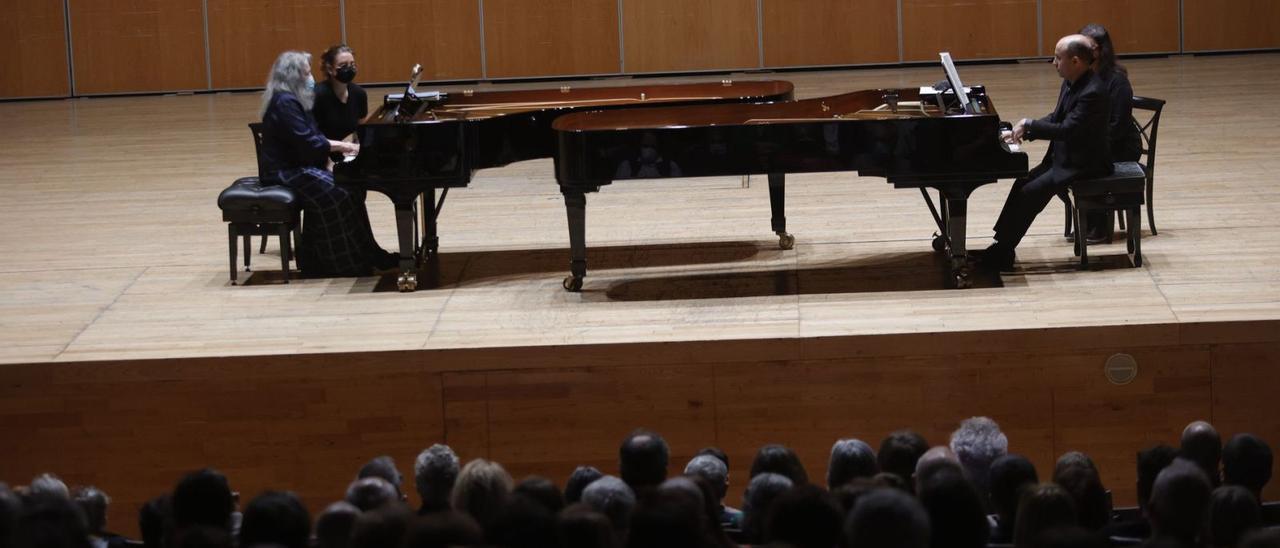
xmin=563 ymin=189 xmax=587 ymax=292
xmin=423 ymin=188 xmax=441 ymax=260
xmin=768 ymin=173 xmax=794 ymax=250
xmin=394 ymin=198 xmax=418 ymax=292
xmin=941 ymin=194 xmax=973 ymax=289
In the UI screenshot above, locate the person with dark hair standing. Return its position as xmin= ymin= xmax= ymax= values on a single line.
xmin=1075 ymin=23 xmax=1142 ymax=243
xmin=619 ymin=429 xmax=670 ymax=491
xmin=983 ymin=34 xmax=1112 ymax=271
xmin=313 ymin=44 xmax=368 ymax=144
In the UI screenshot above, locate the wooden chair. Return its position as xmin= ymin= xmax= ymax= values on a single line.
xmin=1062 ymin=95 xmax=1167 ymax=238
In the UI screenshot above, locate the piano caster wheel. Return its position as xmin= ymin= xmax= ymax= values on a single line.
xmin=953 ymin=273 xmax=973 ymax=289
xmin=778 ymin=233 xmax=795 ymax=250
xmin=932 ymin=235 xmax=947 ymax=252
xmin=563 ymin=276 xmax=584 ymax=292
xmin=397 ymin=272 xmax=418 ymax=292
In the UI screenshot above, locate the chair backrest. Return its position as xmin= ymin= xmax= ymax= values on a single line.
xmin=248 ymin=122 xmax=269 ymax=179
xmin=1130 ymin=96 xmax=1166 ymax=182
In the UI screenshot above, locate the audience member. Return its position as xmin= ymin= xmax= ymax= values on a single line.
xmin=1181 ymin=421 xmax=1223 ymax=487
xmin=344 ymin=477 xmax=399 ymax=512
xmin=951 ymin=417 xmax=1009 ymax=504
xmin=1106 ymin=444 xmax=1180 ymax=540
xmin=1013 ymin=483 xmax=1078 ymax=548
xmin=1053 ymin=451 xmax=1111 ymax=531
xmin=827 ymin=438 xmax=880 ymax=490
xmin=673 ymin=475 xmax=736 ymax=548
xmin=357 ymin=455 xmax=405 ymax=500
xmin=1223 ymin=433 xmax=1273 ymax=500
xmin=564 ymin=466 xmax=605 ymax=505
xmin=1205 ymin=485 xmax=1262 ymax=548
xmin=626 ymin=487 xmax=715 ymax=548
xmin=749 ymin=444 xmax=809 ymax=485
xmin=451 ymin=459 xmax=513 ymax=530
xmin=514 ymin=476 xmax=565 ymax=514
xmin=28 ymin=474 xmax=70 ymax=500
xmin=171 ymin=525 xmax=232 ymax=548
xmin=764 ymin=483 xmax=843 ymax=548
xmin=172 ymin=469 xmax=234 ymax=533
xmin=915 ymin=445 xmax=960 ymax=493
xmin=740 ymin=472 xmax=793 ymax=544
xmin=14 ymin=492 xmax=92 ymax=548
xmin=620 ymin=430 xmax=670 ymax=491
xmin=990 ymin=454 xmax=1040 ymax=543
xmin=1148 ymin=458 xmax=1213 ymax=546
xmin=879 ymin=430 xmax=930 ymax=489
xmin=581 ymin=476 xmax=636 ymax=536
xmin=844 ymin=487 xmax=931 ymax=548
xmin=237 ymin=491 xmax=310 ymax=548
xmin=402 ymin=511 xmax=483 ymax=548
xmin=0 ymin=484 xmax=21 ymax=548
xmin=414 ymin=444 xmax=460 ymax=515
xmin=347 ymin=504 xmax=412 ymax=548
xmin=73 ymin=486 xmax=123 ymax=548
xmin=314 ymin=501 xmax=360 ymax=548
xmin=695 ymin=447 xmax=729 ymax=468
xmin=486 ymin=493 xmax=558 ymax=548
xmin=917 ymin=459 xmax=990 ymax=548
xmin=558 ymin=504 xmax=619 ymax=548
xmin=137 ymin=495 xmax=170 ymax=548
xmin=685 ymin=454 xmax=742 ymax=530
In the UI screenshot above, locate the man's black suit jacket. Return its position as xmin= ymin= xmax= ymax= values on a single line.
xmin=1024 ymin=69 xmax=1113 ymax=185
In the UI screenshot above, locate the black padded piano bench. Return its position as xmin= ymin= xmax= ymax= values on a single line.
xmin=1069 ymin=161 xmax=1146 ymax=268
xmin=217 ymin=177 xmax=301 ymax=284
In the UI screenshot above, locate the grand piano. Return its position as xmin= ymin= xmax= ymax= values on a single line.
xmin=334 ymin=79 xmax=795 ymax=290
xmin=553 ymin=86 xmax=1028 ymax=290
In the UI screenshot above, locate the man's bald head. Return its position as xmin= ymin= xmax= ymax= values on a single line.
xmin=1053 ymin=34 xmax=1096 ymax=82
xmin=1181 ymin=420 xmax=1223 ymax=485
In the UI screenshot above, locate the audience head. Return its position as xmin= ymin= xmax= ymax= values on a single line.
xmin=827 ymin=438 xmax=879 ymax=490
xmin=28 ymin=474 xmax=70 ymax=500
xmin=764 ymin=483 xmax=843 ymax=548
xmin=990 ymin=454 xmax=1040 ymax=535
xmin=1149 ymin=458 xmax=1213 ymax=544
xmin=357 ymin=455 xmax=404 ymax=498
xmin=1052 ymin=451 xmax=1110 ymax=531
xmin=950 ymin=416 xmax=1009 ymax=498
xmin=514 ymin=476 xmax=565 ymax=514
xmin=879 ymin=430 xmax=930 ymax=488
xmin=348 ymin=504 xmax=412 ymax=548
xmin=844 ymin=487 xmax=931 ymax=548
xmin=237 ymin=491 xmax=310 ymax=548
xmin=1013 ymin=483 xmax=1078 ymax=548
xmin=450 ymin=459 xmax=513 ymax=530
xmin=314 ymin=501 xmax=361 ymax=548
xmin=741 ymin=472 xmax=794 ymax=544
xmin=486 ymin=493 xmax=558 ymax=548
xmin=72 ymin=486 xmax=109 ymax=535
xmin=1137 ymin=444 xmax=1179 ymax=512
xmin=619 ymin=429 xmax=670 ymax=490
xmin=917 ymin=459 xmax=990 ymax=548
xmin=684 ymin=455 xmax=729 ymax=502
xmin=695 ymin=446 xmax=729 ymax=468
xmin=558 ymin=504 xmax=619 ymax=548
xmin=1181 ymin=420 xmax=1223 ymax=486
xmin=13 ymin=492 xmax=91 ymax=548
xmin=414 ymin=444 xmax=460 ymax=512
xmin=564 ymin=466 xmax=605 ymax=505
xmin=1223 ymin=433 xmax=1273 ymax=498
xmin=914 ymin=448 xmax=960 ymax=494
xmin=1079 ymin=23 xmax=1121 ymax=75
xmin=0 ymin=484 xmax=21 ymax=548
xmin=261 ymin=51 xmax=314 ymax=115
xmin=750 ymin=444 xmax=809 ymax=485
xmin=625 ymin=487 xmax=714 ymax=548
xmin=172 ymin=469 xmax=234 ymax=531
xmin=402 ymin=511 xmax=483 ymax=548
xmin=345 ymin=477 xmax=400 ymax=512
xmin=138 ymin=495 xmax=171 ymax=548
xmin=581 ymin=476 xmax=636 ymax=534
xmin=1053 ymin=35 xmax=1097 ymax=82
xmin=1206 ymin=485 xmax=1262 ymax=548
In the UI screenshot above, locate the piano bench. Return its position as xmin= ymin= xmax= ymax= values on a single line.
xmin=1068 ymin=161 xmax=1146 ymax=269
xmin=217 ymin=177 xmax=301 ymax=285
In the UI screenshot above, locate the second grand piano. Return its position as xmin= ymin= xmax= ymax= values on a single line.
xmin=553 ymin=86 xmax=1028 ymax=290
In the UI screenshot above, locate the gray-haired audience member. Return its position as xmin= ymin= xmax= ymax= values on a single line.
xmin=1206 ymin=485 xmax=1262 ymax=548
xmin=844 ymin=488 xmax=931 ymax=548
xmin=741 ymin=472 xmax=794 ymax=544
xmin=29 ymin=474 xmax=70 ymax=499
xmin=1181 ymin=420 xmax=1223 ymax=487
xmin=315 ymin=501 xmax=361 ymax=548
xmin=358 ymin=456 xmax=405 ymax=499
xmin=581 ymin=476 xmax=636 ymax=535
xmin=450 ymin=459 xmax=512 ymax=530
xmin=414 ymin=444 xmax=460 ymax=515
xmin=564 ymin=466 xmax=604 ymax=505
xmin=73 ymin=486 xmax=120 ymax=547
xmin=619 ymin=429 xmax=670 ymax=491
xmin=685 ymin=454 xmax=743 ymax=530
xmin=1053 ymin=451 xmax=1110 ymax=531
xmin=345 ymin=477 xmax=400 ymax=512
xmin=879 ymin=430 xmax=930 ymax=488
xmin=989 ymin=454 xmax=1040 ymax=543
xmin=1148 ymin=458 xmax=1213 ymax=545
xmin=827 ymin=438 xmax=880 ymax=490
xmin=950 ymin=416 xmax=1009 ymax=503
xmin=1223 ymin=433 xmax=1273 ymax=500
xmin=1013 ymin=483 xmax=1077 ymax=548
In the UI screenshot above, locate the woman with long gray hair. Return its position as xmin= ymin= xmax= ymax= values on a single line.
xmin=258 ymin=50 xmax=394 ymax=276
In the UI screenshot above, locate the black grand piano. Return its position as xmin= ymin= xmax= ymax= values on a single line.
xmin=334 ymin=79 xmax=794 ymax=290
xmin=553 ymin=86 xmax=1028 ymax=290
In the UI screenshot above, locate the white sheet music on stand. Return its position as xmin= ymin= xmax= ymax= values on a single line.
xmin=939 ymin=52 xmax=975 ymax=114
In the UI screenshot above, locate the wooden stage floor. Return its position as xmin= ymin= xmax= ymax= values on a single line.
xmin=2 ymin=53 xmax=1279 ymax=531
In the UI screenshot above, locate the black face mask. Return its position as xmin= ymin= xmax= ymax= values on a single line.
xmin=335 ymin=66 xmax=357 ymax=84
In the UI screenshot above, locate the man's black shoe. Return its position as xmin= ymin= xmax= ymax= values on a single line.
xmin=975 ymin=244 xmax=1016 ymax=272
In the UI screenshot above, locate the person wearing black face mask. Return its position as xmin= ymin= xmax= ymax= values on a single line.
xmin=313 ymin=44 xmax=369 ymax=156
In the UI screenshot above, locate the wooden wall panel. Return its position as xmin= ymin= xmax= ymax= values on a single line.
xmin=345 ymin=0 xmax=482 ymax=84
xmin=622 ymin=0 xmax=760 ymax=73
xmin=0 ymin=0 xmax=69 ymax=98
xmin=1184 ymin=0 xmax=1280 ymax=52
xmin=762 ymin=0 xmax=899 ymax=67
xmin=69 ymin=0 xmax=207 ymax=95
xmin=1042 ymin=0 xmax=1179 ymax=55
xmin=206 ymin=0 xmax=342 ymax=89
xmin=902 ymin=0 xmax=1038 ymax=62
xmin=1210 ymin=342 xmax=1280 ymax=502
xmin=484 ymin=0 xmax=620 ymax=78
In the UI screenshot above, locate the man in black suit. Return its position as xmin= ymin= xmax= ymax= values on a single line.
xmin=983 ymin=34 xmax=1112 ymax=270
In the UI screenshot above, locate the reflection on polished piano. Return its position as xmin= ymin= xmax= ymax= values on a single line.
xmin=334 ymin=80 xmax=795 ymax=291
xmin=552 ymin=86 xmax=1028 ymax=291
